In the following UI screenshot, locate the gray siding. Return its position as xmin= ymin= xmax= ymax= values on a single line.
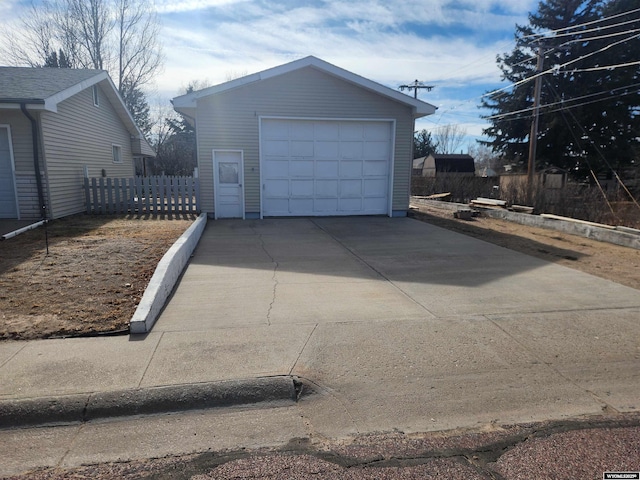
xmin=195 ymin=67 xmax=414 ymax=215
xmin=40 ymin=84 xmax=135 ymax=218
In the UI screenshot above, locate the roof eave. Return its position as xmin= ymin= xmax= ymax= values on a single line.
xmin=171 ymin=56 xmax=438 ymax=116
xmin=43 ymin=71 xmax=110 ymax=111
xmin=0 ymin=99 xmax=47 ymax=111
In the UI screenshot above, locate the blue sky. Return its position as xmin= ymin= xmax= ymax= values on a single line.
xmin=1 ymin=0 xmax=539 ymax=148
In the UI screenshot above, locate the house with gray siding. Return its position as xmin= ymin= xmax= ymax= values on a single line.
xmin=172 ymin=56 xmax=436 ymax=219
xmin=0 ymin=67 xmax=154 ymax=220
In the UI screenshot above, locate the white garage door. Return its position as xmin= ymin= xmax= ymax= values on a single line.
xmin=261 ymin=118 xmax=393 ymax=216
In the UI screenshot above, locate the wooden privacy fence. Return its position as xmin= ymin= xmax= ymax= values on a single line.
xmin=84 ymin=175 xmax=200 ymax=215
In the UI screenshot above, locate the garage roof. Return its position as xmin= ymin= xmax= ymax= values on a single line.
xmin=172 ymin=56 xmax=437 ymax=119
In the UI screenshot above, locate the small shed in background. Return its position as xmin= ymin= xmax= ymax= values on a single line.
xmin=413 ymin=154 xmax=475 ymax=177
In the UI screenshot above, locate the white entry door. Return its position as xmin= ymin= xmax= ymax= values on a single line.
xmin=0 ymin=126 xmax=19 ymax=219
xmin=213 ymin=150 xmax=244 ymax=219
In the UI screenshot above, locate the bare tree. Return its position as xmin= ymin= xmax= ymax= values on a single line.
xmin=1 ymin=0 xmax=162 ymax=100
xmin=115 ymin=0 xmax=162 ymax=95
xmin=1 ymin=2 xmax=56 ymax=67
xmin=1 ymin=0 xmax=162 ymax=137
xmin=433 ymin=124 xmax=467 ymax=154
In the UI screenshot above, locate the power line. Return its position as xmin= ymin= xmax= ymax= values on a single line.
xmin=417 ymin=6 xmax=640 ymax=136
xmin=545 ymin=79 xmax=640 ymax=211
xmin=567 ymin=59 xmax=640 ymax=72
xmin=485 ymin=86 xmax=640 ymax=122
xmin=539 ymin=16 xmax=640 ymax=40
xmin=522 ymin=6 xmax=640 ymax=40
xmin=479 ymin=31 xmax=639 ymax=103
xmin=558 ymin=26 xmax=640 ymax=45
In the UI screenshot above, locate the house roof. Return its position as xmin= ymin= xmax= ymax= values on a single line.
xmin=172 ymin=56 xmax=437 ymax=119
xmin=0 ymin=67 xmax=154 ymax=157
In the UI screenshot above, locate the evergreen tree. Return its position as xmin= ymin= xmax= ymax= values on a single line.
xmin=413 ymin=129 xmax=438 ymax=158
xmin=43 ymin=49 xmax=73 ymax=68
xmin=121 ymin=80 xmax=152 ymax=137
xmin=480 ymin=0 xmax=640 ymax=179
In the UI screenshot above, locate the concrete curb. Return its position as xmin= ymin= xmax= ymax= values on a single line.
xmin=411 ymin=198 xmax=640 ymax=250
xmin=129 ymin=213 xmax=207 ymax=334
xmin=0 ymin=376 xmax=297 ymax=429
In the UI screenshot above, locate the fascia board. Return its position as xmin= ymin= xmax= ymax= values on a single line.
xmin=171 ymin=56 xmax=437 ymax=118
xmin=43 ymin=71 xmax=109 ymax=112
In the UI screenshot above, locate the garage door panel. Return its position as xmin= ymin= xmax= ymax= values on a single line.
xmin=291 ymin=180 xmax=314 ymax=197
xmin=364 ymin=197 xmax=387 ymax=212
xmin=363 ymin=141 xmax=389 ymax=160
xmin=364 ymin=178 xmax=387 ymax=196
xmin=291 ymin=122 xmax=314 ymax=139
xmin=340 ymin=122 xmax=364 ymax=140
xmin=290 ymin=198 xmax=314 ymax=213
xmin=340 ymin=142 xmax=363 ymax=159
xmin=364 ymin=160 xmax=388 ymax=176
xmin=264 ymin=140 xmax=289 ymax=156
xmin=266 ymin=198 xmax=289 ymax=214
xmin=365 ymin=123 xmax=391 ymax=140
xmin=316 ymin=160 xmax=339 ymax=177
xmin=263 ymin=119 xmax=290 ymax=138
xmin=290 ymin=160 xmax=314 ymax=177
xmin=316 ymin=180 xmax=338 ymax=197
xmin=340 ymin=161 xmax=362 ymax=178
xmin=265 ymin=160 xmax=289 ymax=178
xmin=316 ymin=141 xmax=339 ymax=158
xmin=265 ymin=179 xmax=289 ymax=197
xmin=315 ymin=122 xmax=340 ymax=140
xmin=340 ymin=179 xmax=362 ymax=197
xmin=339 ymin=198 xmax=363 ymax=211
xmin=315 ymin=198 xmax=338 ymax=212
xmin=291 ymin=141 xmax=314 ymax=157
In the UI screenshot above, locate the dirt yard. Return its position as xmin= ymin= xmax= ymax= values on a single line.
xmin=1 ymin=208 xmax=638 ymax=341
xmin=409 ymin=203 xmax=640 ymax=290
xmin=0 ymin=215 xmax=195 ymax=340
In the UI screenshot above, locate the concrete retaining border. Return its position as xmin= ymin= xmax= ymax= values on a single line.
xmin=411 ymin=198 xmax=640 ymax=251
xmin=0 ymin=377 xmax=297 ymax=429
xmin=129 ymin=213 xmax=207 ymax=334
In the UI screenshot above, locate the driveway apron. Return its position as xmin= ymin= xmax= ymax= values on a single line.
xmin=151 ymin=216 xmax=640 ymax=436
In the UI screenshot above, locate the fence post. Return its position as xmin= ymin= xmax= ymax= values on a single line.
xmin=150 ymin=175 xmax=157 ymax=214
xmin=108 ymin=178 xmax=115 ymax=214
xmin=84 ymin=177 xmax=91 ymax=214
xmin=135 ymin=176 xmax=143 ymax=214
xmin=114 ymin=178 xmax=121 ymax=213
xmin=83 ymin=166 xmax=91 ymax=214
xmin=195 ymin=176 xmax=200 ymax=213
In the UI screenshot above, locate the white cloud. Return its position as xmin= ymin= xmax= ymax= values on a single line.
xmin=154 ymin=0 xmax=250 ymax=13
xmin=0 ymin=0 xmax=535 ymax=141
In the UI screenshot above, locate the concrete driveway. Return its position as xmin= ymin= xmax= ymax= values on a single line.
xmin=152 ymin=216 xmax=640 ymax=436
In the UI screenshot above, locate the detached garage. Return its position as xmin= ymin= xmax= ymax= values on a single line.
xmin=172 ymin=56 xmax=436 ymax=219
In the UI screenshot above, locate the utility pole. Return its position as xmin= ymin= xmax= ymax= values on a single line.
xmin=399 ymin=80 xmax=434 ymax=98
xmin=527 ymin=43 xmax=544 ymax=202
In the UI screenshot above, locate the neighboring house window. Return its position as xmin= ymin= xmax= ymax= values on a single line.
xmin=112 ymin=145 xmax=122 ymax=163
xmin=92 ymin=85 xmax=99 ymax=106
